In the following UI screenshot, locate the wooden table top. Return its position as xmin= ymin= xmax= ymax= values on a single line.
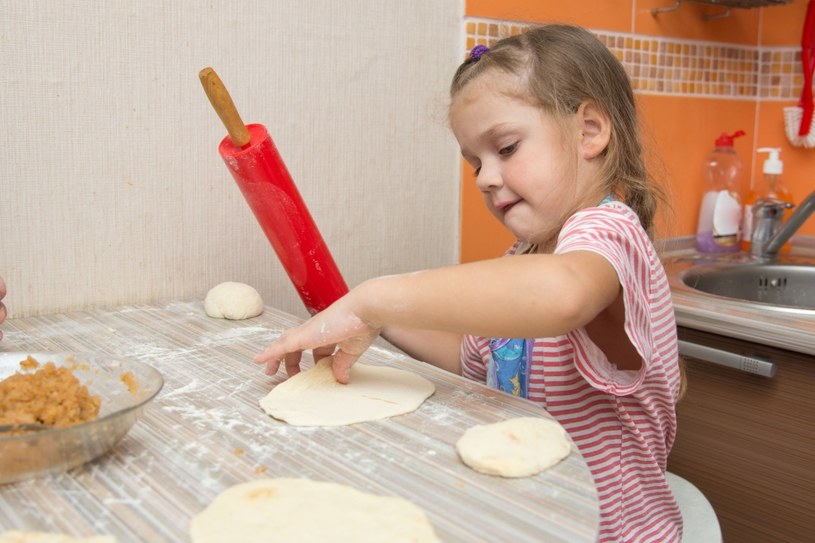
xmin=0 ymin=301 xmax=598 ymax=542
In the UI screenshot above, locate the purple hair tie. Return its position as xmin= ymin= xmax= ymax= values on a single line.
xmin=470 ymin=44 xmax=489 ymax=61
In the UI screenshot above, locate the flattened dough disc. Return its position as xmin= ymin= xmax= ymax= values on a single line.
xmin=259 ymin=358 xmax=435 ymax=426
xmin=456 ymin=417 xmax=572 ymax=477
xmin=189 ymin=478 xmax=440 ymax=543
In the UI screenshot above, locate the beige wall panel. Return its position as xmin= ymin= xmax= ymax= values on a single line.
xmin=0 ymin=1 xmax=462 ymax=319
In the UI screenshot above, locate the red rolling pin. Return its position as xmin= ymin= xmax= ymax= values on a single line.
xmin=199 ymin=67 xmax=348 ymax=315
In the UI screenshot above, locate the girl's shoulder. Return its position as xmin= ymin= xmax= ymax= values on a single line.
xmin=505 ymin=201 xmax=645 ymax=257
xmin=564 ymin=200 xmax=646 ymax=236
xmin=589 ymin=198 xmax=640 ymax=220
xmin=557 ymin=201 xmax=657 ymax=262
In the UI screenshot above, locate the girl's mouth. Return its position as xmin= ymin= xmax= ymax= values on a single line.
xmin=496 ymin=200 xmax=520 ymax=214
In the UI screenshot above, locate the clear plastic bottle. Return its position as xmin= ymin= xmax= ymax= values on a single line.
xmin=695 ymin=130 xmax=745 ymax=253
xmin=742 ymin=147 xmax=794 ymax=253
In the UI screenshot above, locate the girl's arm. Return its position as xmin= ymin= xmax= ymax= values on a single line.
xmin=254 ymin=250 xmax=619 ymax=382
xmin=363 ymin=251 xmax=619 ymax=339
xmin=380 ymin=326 xmax=463 ymax=374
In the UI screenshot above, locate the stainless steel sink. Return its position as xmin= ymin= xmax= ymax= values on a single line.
xmin=664 ymin=251 xmax=815 ymax=314
xmin=662 ymin=241 xmax=815 ymax=357
xmin=671 ymin=189 xmax=815 ymax=313
xmin=679 ymin=263 xmax=815 ymax=310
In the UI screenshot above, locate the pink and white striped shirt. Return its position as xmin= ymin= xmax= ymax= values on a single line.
xmin=461 ymin=201 xmax=683 ymax=542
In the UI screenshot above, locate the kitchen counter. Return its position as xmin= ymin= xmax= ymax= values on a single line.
xmin=662 ymin=238 xmax=815 ymax=542
xmin=0 ymin=302 xmax=599 ymax=542
xmin=662 ymin=236 xmax=815 ymax=356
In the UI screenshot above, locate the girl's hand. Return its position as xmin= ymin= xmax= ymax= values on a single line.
xmin=253 ymin=292 xmax=381 ymax=384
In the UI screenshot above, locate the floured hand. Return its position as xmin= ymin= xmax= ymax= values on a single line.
xmin=253 ymin=289 xmax=381 ymax=384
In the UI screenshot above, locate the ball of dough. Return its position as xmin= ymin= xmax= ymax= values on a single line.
xmin=204 ymin=282 xmax=264 ymax=320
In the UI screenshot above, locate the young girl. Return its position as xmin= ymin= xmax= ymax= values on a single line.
xmin=255 ymin=24 xmax=683 ymax=542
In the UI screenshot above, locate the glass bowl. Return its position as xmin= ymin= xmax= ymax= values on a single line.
xmin=0 ymin=352 xmax=163 ymax=484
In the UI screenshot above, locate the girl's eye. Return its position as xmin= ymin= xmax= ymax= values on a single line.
xmin=474 ymin=166 xmax=481 ymax=176
xmin=499 ymin=142 xmax=518 ymax=156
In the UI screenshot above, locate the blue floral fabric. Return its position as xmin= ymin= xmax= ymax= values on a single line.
xmin=487 ymin=338 xmax=533 ymax=398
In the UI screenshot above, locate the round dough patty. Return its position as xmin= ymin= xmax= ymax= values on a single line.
xmin=259 ymin=358 xmax=435 ymax=426
xmin=456 ymin=417 xmax=571 ymax=477
xmin=189 ymin=478 xmax=439 ymax=543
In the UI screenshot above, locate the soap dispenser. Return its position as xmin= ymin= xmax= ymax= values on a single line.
xmin=695 ymin=130 xmax=745 ymax=253
xmin=742 ymin=147 xmax=794 ymax=253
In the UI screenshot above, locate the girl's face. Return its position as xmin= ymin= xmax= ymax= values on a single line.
xmin=450 ymin=70 xmax=593 ymax=248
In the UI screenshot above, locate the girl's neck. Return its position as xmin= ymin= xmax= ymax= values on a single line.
xmin=521 ymin=191 xmax=614 ymax=255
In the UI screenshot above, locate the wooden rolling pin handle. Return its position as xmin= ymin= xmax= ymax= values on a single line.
xmin=198 ymin=67 xmax=252 ymax=147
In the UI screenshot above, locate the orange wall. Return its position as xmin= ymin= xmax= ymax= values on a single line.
xmin=461 ymin=0 xmax=815 ymax=262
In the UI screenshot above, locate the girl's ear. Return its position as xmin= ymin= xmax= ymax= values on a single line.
xmin=576 ymin=101 xmax=611 ymax=160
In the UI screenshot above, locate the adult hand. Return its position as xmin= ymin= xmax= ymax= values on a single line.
xmin=0 ymin=275 xmax=6 ymax=341
xmin=253 ymin=290 xmax=381 ymax=384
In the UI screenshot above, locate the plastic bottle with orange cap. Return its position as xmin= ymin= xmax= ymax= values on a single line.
xmin=695 ymin=130 xmax=746 ymax=253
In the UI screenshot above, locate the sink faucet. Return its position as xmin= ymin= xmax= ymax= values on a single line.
xmin=750 ymin=190 xmax=815 ymax=260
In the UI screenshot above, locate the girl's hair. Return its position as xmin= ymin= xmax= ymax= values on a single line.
xmin=450 ymin=24 xmax=667 ymax=238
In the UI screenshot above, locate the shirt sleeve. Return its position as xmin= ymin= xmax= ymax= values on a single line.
xmin=554 ymin=204 xmax=655 ymax=396
xmin=460 ymin=333 xmax=488 ymax=384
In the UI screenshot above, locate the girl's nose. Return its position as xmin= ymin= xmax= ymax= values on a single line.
xmin=475 ymin=162 xmax=502 ymax=192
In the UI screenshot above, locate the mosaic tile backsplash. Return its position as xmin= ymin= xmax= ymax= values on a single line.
xmin=466 ymin=18 xmax=803 ymax=101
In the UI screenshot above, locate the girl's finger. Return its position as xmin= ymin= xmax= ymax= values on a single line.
xmin=263 ymin=357 xmax=282 ymax=376
xmin=254 ymin=336 xmax=294 ymax=366
xmin=331 ymin=350 xmax=360 ymax=384
xmin=284 ymin=351 xmax=304 ymax=377
xmin=313 ymin=344 xmax=336 ymax=362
